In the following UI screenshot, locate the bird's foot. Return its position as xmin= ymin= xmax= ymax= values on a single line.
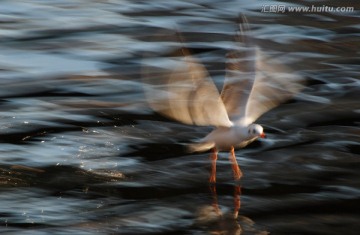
xmin=209 ymin=174 xmax=216 ymax=184
xmin=232 ymin=165 xmax=243 ymax=181
xmin=229 ymin=146 xmax=243 ymax=181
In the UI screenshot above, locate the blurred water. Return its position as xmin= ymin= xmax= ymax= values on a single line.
xmin=0 ymin=0 xmax=359 ymax=234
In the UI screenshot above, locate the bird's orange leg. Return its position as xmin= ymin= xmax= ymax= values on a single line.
xmin=229 ymin=146 xmax=243 ymax=180
xmin=209 ymin=147 xmax=218 ymax=183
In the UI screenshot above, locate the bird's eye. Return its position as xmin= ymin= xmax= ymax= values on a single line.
xmin=248 ymin=129 xmax=250 ymax=134
xmin=252 ymin=129 xmax=255 ymax=134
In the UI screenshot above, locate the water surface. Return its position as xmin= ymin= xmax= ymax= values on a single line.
xmin=0 ymin=0 xmax=359 ymax=234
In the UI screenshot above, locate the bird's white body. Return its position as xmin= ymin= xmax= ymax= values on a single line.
xmin=204 ymin=126 xmax=243 ymax=150
xmin=194 ymin=123 xmax=263 ymax=151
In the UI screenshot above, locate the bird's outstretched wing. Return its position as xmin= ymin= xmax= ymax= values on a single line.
xmin=245 ymin=49 xmax=305 ymax=123
xmin=221 ymin=15 xmax=257 ymax=124
xmin=221 ymin=15 xmax=304 ymax=125
xmin=143 ymin=47 xmax=232 ymax=128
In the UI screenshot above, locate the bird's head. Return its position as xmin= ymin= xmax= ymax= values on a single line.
xmin=247 ymin=124 xmax=266 ymax=139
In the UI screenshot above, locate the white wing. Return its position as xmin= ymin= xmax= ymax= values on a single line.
xmin=221 ymin=16 xmax=304 ymax=125
xmin=143 ymin=48 xmax=232 ymax=128
xmin=245 ymin=49 xmax=305 ymax=123
xmin=221 ymin=15 xmax=257 ymax=124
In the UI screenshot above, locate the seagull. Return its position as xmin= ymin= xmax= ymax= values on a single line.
xmin=143 ymin=16 xmax=304 ymax=183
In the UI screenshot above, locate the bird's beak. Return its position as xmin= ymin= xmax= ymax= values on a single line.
xmin=260 ymin=132 xmax=266 ymax=138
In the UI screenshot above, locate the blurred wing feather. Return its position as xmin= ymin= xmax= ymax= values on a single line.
xmin=222 ymin=15 xmax=304 ymax=125
xmin=221 ymin=15 xmax=256 ymax=123
xmin=245 ymin=49 xmax=305 ymax=123
xmin=143 ymin=48 xmax=232 ymax=127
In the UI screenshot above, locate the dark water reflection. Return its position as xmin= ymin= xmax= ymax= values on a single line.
xmin=1 ymin=0 xmax=360 ymax=234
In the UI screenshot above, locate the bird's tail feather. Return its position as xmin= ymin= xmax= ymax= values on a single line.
xmin=187 ymin=142 xmax=215 ymax=153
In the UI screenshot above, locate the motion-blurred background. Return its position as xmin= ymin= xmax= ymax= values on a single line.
xmin=0 ymin=0 xmax=359 ymax=234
